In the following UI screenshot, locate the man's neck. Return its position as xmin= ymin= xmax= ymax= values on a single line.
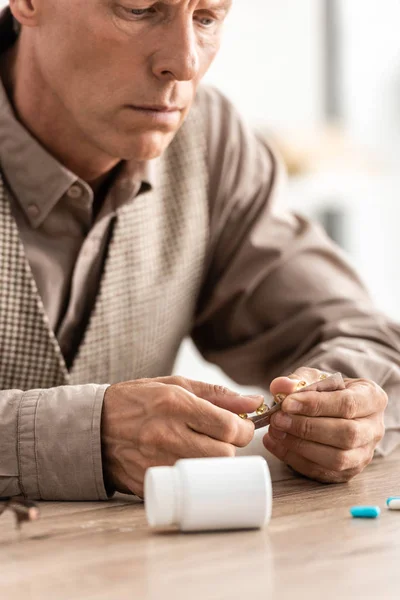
xmin=0 ymin=39 xmax=120 ymax=194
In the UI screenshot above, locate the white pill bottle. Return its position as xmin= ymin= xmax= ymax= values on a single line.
xmin=144 ymin=456 xmax=272 ymax=532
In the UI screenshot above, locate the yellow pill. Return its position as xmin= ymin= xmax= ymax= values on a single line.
xmin=295 ymin=380 xmax=307 ymax=391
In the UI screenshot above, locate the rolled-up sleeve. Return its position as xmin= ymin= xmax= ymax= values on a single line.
xmin=192 ymin=85 xmax=400 ymax=456
xmin=1 ymin=384 xmax=109 ymax=500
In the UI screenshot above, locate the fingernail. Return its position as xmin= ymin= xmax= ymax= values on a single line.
xmin=269 ymin=426 xmax=287 ymax=440
xmin=275 ymin=393 xmax=287 ymax=403
xmin=274 ymin=412 xmax=292 ymax=429
xmin=285 ymin=399 xmax=303 ymax=413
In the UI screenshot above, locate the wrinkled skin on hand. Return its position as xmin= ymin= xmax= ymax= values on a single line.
xmin=101 ymin=376 xmax=263 ymax=497
xmin=263 ymin=367 xmax=387 ymax=483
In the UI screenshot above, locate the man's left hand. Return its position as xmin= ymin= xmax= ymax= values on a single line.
xmin=263 ymin=367 xmax=388 ymax=483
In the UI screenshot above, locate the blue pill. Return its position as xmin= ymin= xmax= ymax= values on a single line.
xmin=350 ymin=506 xmax=380 ymax=519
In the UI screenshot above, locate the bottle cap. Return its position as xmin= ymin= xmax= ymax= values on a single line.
xmin=145 ymin=466 xmax=178 ymax=527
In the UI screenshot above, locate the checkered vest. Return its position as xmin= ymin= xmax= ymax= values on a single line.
xmin=0 ymin=104 xmax=209 ymax=390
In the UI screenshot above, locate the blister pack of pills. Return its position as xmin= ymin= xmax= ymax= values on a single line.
xmin=248 ymin=372 xmax=346 ymax=430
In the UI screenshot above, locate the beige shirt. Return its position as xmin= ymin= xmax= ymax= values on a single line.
xmin=1 ymin=6 xmax=400 ymax=501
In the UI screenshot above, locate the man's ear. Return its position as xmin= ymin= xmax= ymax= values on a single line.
xmin=9 ymin=0 xmax=41 ymax=28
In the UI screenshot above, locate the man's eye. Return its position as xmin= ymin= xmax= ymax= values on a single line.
xmin=195 ymin=12 xmax=221 ymax=29
xmin=128 ymin=9 xmax=150 ymax=16
xmin=198 ymin=17 xmax=215 ymax=27
xmin=120 ymin=7 xmax=154 ymax=19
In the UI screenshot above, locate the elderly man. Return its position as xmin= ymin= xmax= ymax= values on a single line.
xmin=0 ymin=0 xmax=398 ymax=502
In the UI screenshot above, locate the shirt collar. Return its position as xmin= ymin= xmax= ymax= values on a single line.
xmin=0 ymin=6 xmax=155 ymax=228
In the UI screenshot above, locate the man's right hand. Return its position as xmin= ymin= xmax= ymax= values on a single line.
xmin=101 ymin=376 xmax=263 ymax=497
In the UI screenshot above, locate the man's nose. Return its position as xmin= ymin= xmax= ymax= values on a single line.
xmin=151 ymin=20 xmax=200 ymax=82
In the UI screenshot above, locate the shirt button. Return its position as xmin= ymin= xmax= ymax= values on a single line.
xmin=67 ymin=184 xmax=84 ymax=199
xmin=27 ymin=203 xmax=40 ymax=219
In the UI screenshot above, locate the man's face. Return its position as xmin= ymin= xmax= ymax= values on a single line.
xmin=29 ymin=0 xmax=231 ymax=161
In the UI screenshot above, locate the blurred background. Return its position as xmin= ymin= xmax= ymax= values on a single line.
xmin=1 ymin=0 xmax=400 ymax=395
xmin=176 ymin=0 xmax=400 ymax=394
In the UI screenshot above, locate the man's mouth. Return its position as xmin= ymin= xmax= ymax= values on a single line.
xmin=126 ymin=105 xmax=183 ymax=126
xmin=130 ymin=105 xmax=182 ymax=113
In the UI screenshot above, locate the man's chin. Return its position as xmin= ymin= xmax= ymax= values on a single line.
xmin=115 ymin=130 xmax=177 ymax=162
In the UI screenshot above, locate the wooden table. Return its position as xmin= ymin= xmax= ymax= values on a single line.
xmin=1 ymin=448 xmax=400 ymax=600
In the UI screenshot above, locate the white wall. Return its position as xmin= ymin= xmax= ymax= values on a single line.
xmin=286 ymin=173 xmax=400 ymax=321
xmin=338 ymin=0 xmax=400 ymax=167
xmin=203 ymin=0 xmax=325 ymax=129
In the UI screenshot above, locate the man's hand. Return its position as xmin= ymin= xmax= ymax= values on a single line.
xmin=101 ymin=376 xmax=262 ymax=497
xmin=263 ymin=367 xmax=388 ymax=483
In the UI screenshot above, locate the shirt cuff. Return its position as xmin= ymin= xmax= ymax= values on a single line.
xmin=17 ymin=384 xmax=110 ymax=500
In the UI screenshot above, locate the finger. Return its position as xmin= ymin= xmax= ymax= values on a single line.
xmin=172 ymin=429 xmax=237 ymax=459
xmin=181 ymin=392 xmax=256 ymax=447
xmin=266 ymin=427 xmax=373 ymax=472
xmin=152 ymin=376 xmax=264 ymax=415
xmin=270 ymin=376 xmax=308 ymax=398
xmin=140 ymin=416 xmax=239 ymax=459
xmin=270 ymin=411 xmax=385 ymax=450
xmin=270 ymin=367 xmax=325 ymax=398
xmin=137 ymin=421 xmax=237 ymax=462
xmin=262 ymin=433 xmax=365 ymax=483
xmin=282 ymin=380 xmax=387 ymax=419
xmin=143 ymin=383 xmax=255 ymax=447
